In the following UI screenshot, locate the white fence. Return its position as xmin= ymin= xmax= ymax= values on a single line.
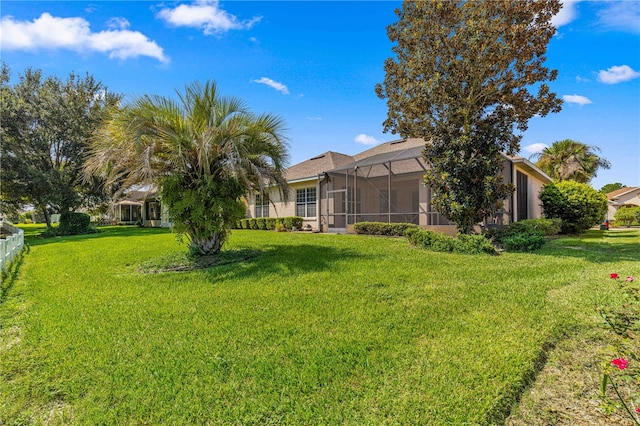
xmin=1 ymin=221 xmax=25 ymax=272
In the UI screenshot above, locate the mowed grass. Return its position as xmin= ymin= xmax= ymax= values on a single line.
xmin=1 ymin=226 xmax=638 ymax=424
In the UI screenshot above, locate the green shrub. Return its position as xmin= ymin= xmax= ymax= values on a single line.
xmin=453 ymin=233 xmax=497 ymax=254
xmin=404 ymin=227 xmax=434 ymax=247
xmin=239 ymin=217 xmax=301 ymax=231
xmin=430 ymin=232 xmax=456 ymax=252
xmin=265 ymin=218 xmax=277 ymax=230
xmin=40 ymin=211 xmax=97 ymax=238
xmin=539 ymin=181 xmax=607 ymax=234
xmin=354 ymin=221 xmax=419 ymax=236
xmin=486 ymin=220 xmax=549 ymax=252
xmin=484 ymin=226 xmax=507 ymax=244
xmin=515 ymin=218 xmax=561 ymax=236
xmin=614 ymin=206 xmax=640 ymax=227
xmin=284 ymin=217 xmax=303 ymax=231
xmin=404 ymin=228 xmax=496 ymax=255
xmin=501 ymin=233 xmax=547 ymax=251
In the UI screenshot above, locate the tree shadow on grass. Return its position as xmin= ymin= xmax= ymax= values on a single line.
xmin=25 ymin=226 xmax=171 ymax=247
xmin=194 ymin=242 xmax=363 ymax=282
xmin=533 ymin=230 xmax=640 ymax=264
xmin=0 ymin=244 xmax=29 ymax=305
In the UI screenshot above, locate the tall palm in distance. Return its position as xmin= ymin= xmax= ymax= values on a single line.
xmin=533 ymin=139 xmax=610 ymax=183
xmin=86 ymin=81 xmax=289 ymax=256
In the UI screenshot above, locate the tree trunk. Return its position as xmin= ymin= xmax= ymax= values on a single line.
xmin=190 ymin=233 xmax=222 ymax=256
xmin=42 ymin=207 xmax=51 ymax=228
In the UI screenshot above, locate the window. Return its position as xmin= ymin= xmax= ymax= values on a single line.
xmin=146 ymin=201 xmax=161 ymax=221
xmin=120 ymin=205 xmax=131 ymax=222
xmin=255 ymin=192 xmax=269 ymax=218
xmin=517 ymin=171 xmax=529 ymax=221
xmin=121 ymin=205 xmax=141 ymax=222
xmin=296 ymin=187 xmax=317 ymax=217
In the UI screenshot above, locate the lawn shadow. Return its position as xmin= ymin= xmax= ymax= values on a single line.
xmin=197 ymin=242 xmax=363 ymax=282
xmin=0 ymin=244 xmax=29 ymax=305
xmin=25 ymin=226 xmax=171 ymax=247
xmin=534 ymin=230 xmax=640 ymax=264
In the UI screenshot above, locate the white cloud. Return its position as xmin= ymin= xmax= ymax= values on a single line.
xmin=306 ymin=117 xmax=322 ymax=121
xmin=354 ymin=134 xmax=381 ymax=145
xmin=598 ymin=1 xmax=640 ymax=33
xmin=157 ymin=0 xmax=261 ymax=35
xmin=522 ymin=143 xmax=548 ymax=155
xmin=562 ymin=94 xmax=592 ymax=105
xmin=106 ymin=17 xmax=130 ymax=31
xmin=252 ymin=77 xmax=289 ymax=95
xmin=597 ymin=65 xmax=640 ymax=84
xmin=575 ymin=75 xmax=589 ymax=83
xmin=551 ymin=0 xmax=580 ymax=28
xmin=0 ymin=13 xmax=168 ymax=63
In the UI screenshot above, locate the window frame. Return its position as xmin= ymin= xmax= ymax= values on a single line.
xmin=255 ymin=192 xmax=270 ymax=218
xmin=296 ymin=187 xmax=317 ymax=218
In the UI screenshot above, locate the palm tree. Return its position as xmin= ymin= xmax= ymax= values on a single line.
xmin=86 ymin=81 xmax=289 ymax=256
xmin=533 ymin=139 xmax=610 ymax=183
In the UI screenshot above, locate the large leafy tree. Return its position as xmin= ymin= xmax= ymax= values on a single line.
xmin=376 ymin=0 xmax=562 ymax=233
xmin=0 ymin=63 xmax=120 ymax=226
xmin=600 ymin=183 xmax=626 ymax=194
xmin=86 ymin=81 xmax=289 ymax=256
xmin=534 ymin=139 xmax=611 ymax=183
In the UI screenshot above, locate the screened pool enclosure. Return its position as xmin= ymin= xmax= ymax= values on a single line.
xmin=320 ymin=146 xmax=452 ymax=232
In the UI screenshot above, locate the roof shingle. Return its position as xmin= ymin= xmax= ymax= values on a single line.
xmin=284 ymin=151 xmax=354 ymax=181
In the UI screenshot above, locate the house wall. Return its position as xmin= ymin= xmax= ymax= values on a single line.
xmin=608 ymin=190 xmax=640 ymax=220
xmin=512 ymin=163 xmax=547 ymax=222
xmin=142 ymin=199 xmax=171 ymax=228
xmin=244 ymin=154 xmax=550 ymax=234
xmin=246 ymin=179 xmax=321 ymax=229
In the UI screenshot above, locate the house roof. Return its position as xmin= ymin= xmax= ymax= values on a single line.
xmin=279 ymin=136 xmax=551 ymax=185
xmin=284 ymin=151 xmax=354 ymax=182
xmin=326 ymin=139 xmax=552 ymax=183
xmin=116 ymin=189 xmax=158 ymax=205
xmin=353 ymin=137 xmax=426 ymax=161
xmin=607 ymin=187 xmax=640 ymax=200
xmin=328 ymin=145 xmax=426 ymax=173
xmin=510 ymin=157 xmax=553 ymax=183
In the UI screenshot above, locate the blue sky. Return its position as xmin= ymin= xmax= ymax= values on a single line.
xmin=1 ymin=1 xmax=638 ymax=190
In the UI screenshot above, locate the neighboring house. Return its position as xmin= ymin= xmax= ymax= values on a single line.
xmin=247 ymin=138 xmax=552 ymax=235
xmin=113 ymin=189 xmax=171 ymax=228
xmin=606 ymin=187 xmax=640 ymax=220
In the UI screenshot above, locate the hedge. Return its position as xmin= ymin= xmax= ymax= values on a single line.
xmin=354 ymin=222 xmax=419 ymax=236
xmin=404 ymin=228 xmax=496 ymax=255
xmin=41 ymin=211 xmax=97 ymax=238
xmin=235 ymin=217 xmax=303 ymax=231
xmin=614 ymin=206 xmax=640 ymax=227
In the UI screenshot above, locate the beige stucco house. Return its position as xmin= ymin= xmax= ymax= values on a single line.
xmin=113 ymin=189 xmax=171 ymax=228
xmin=606 ymin=187 xmax=640 ymax=220
xmin=246 ymin=138 xmax=552 ymax=235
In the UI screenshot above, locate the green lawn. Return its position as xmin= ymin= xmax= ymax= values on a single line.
xmin=1 ymin=226 xmax=638 ymax=424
